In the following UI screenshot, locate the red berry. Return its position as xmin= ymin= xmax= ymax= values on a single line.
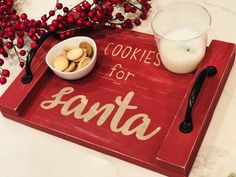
xmin=17 ymin=43 xmax=23 ymax=49
xmin=49 ymin=10 xmax=55 ymax=16
xmin=20 ymin=13 xmax=27 ymax=20
xmin=2 ymin=52 xmax=8 ymax=58
xmin=65 ymin=31 xmax=72 ymax=37
xmin=95 ymin=5 xmax=102 ymax=12
xmin=75 ymin=5 xmax=82 ymax=12
xmin=37 ymin=20 xmax=42 ymax=26
xmin=59 ymin=33 xmax=65 ymax=40
xmin=40 ymin=21 xmax=47 ymax=28
xmin=1 ymin=22 xmax=7 ymax=27
xmin=85 ymin=21 xmax=91 ymax=27
xmin=49 ymin=25 xmax=56 ymax=32
xmin=140 ymin=13 xmax=147 ymax=20
xmin=31 ymin=42 xmax=38 ymax=49
xmin=41 ymin=15 xmax=47 ymax=22
xmin=92 ymin=17 xmax=98 ymax=23
xmin=76 ymin=19 xmax=83 ymax=26
xmin=19 ymin=61 xmax=25 ymax=68
xmin=32 ymin=35 xmax=38 ymax=41
xmin=0 ymin=47 xmax=5 ymax=54
xmin=0 ymin=77 xmax=7 ymax=85
xmin=0 ymin=58 xmax=4 ymax=66
xmin=62 ymin=16 xmax=68 ymax=22
xmin=110 ymin=23 xmax=116 ymax=29
xmin=104 ymin=4 xmax=114 ymax=14
xmin=9 ymin=35 xmax=16 ymax=41
xmin=63 ymin=7 xmax=69 ymax=13
xmin=124 ymin=5 xmax=132 ymax=13
xmin=79 ymin=12 xmax=86 ymax=18
xmin=17 ymin=31 xmax=24 ymax=37
xmin=145 ymin=4 xmax=151 ymax=11
xmin=6 ymin=26 xmax=13 ymax=33
xmin=134 ymin=18 xmax=141 ymax=26
xmin=28 ymin=31 xmax=34 ymax=38
xmin=30 ymin=27 xmax=37 ymax=34
xmin=127 ymin=23 xmax=133 ymax=29
xmin=13 ymin=14 xmax=20 ymax=20
xmin=121 ymin=22 xmax=127 ymax=29
xmin=52 ymin=19 xmax=58 ymax=26
xmin=1 ymin=69 xmax=10 ymax=77
xmin=17 ymin=37 xmax=24 ymax=44
xmin=38 ymin=29 xmax=45 ymax=36
xmin=96 ymin=12 xmax=103 ymax=19
xmin=56 ymin=3 xmax=63 ymax=9
xmin=6 ymin=42 xmax=13 ymax=49
xmin=19 ymin=50 xmax=26 ymax=56
xmin=19 ymin=23 xmax=26 ymax=30
xmin=29 ymin=19 xmax=37 ymax=27
xmin=126 ymin=18 xmax=132 ymax=24
xmin=57 ymin=15 xmax=63 ymax=22
xmin=116 ymin=13 xmax=124 ymax=20
xmin=141 ymin=0 xmax=147 ymax=4
xmin=3 ymin=33 xmax=8 ymax=39
xmin=57 ymin=23 xmax=63 ymax=29
xmin=67 ymin=15 xmax=74 ymax=24
xmin=131 ymin=8 xmax=137 ymax=13
xmin=82 ymin=1 xmax=91 ymax=10
xmin=6 ymin=1 xmax=13 ymax=7
xmin=88 ymin=11 xmax=94 ymax=18
xmin=24 ymin=26 xmax=30 ymax=33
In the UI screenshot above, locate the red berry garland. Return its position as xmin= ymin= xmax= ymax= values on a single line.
xmin=0 ymin=57 xmax=9 ymax=85
xmin=0 ymin=0 xmax=152 ymax=85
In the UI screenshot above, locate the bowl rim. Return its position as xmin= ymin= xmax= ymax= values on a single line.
xmin=45 ymin=36 xmax=97 ymax=75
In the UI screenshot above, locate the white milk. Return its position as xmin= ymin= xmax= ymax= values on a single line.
xmin=159 ymin=27 xmax=207 ymax=73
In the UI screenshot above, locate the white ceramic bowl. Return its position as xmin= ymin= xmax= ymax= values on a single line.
xmin=45 ymin=36 xmax=97 ymax=80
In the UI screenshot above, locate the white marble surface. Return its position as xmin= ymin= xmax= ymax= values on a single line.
xmin=0 ymin=0 xmax=236 ymax=177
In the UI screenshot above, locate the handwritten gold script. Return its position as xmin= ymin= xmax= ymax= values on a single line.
xmin=40 ymin=87 xmax=161 ymax=141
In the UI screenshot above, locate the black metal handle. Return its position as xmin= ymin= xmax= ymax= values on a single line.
xmin=21 ymin=32 xmax=53 ymax=84
xmin=179 ymin=66 xmax=217 ymax=133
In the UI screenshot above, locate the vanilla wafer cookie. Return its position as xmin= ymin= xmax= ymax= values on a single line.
xmin=64 ymin=45 xmax=76 ymax=52
xmin=79 ymin=42 xmax=93 ymax=57
xmin=53 ymin=55 xmax=69 ymax=71
xmin=67 ymin=48 xmax=84 ymax=61
xmin=74 ymin=49 xmax=87 ymax=63
xmin=64 ymin=62 xmax=76 ymax=72
xmin=77 ymin=57 xmax=91 ymax=70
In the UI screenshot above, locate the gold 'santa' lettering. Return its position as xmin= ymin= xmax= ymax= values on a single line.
xmin=40 ymin=87 xmax=161 ymax=141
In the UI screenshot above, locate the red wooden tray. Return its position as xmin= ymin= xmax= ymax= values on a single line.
xmin=0 ymin=28 xmax=235 ymax=177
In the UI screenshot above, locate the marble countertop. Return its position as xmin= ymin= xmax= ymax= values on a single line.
xmin=0 ymin=0 xmax=236 ymax=177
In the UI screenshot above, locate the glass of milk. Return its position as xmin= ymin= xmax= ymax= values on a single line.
xmin=151 ymin=2 xmax=211 ymax=74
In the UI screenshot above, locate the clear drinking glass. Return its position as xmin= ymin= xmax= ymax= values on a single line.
xmin=151 ymin=2 xmax=211 ymax=74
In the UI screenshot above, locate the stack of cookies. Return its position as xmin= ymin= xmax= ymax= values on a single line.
xmin=52 ymin=41 xmax=93 ymax=72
